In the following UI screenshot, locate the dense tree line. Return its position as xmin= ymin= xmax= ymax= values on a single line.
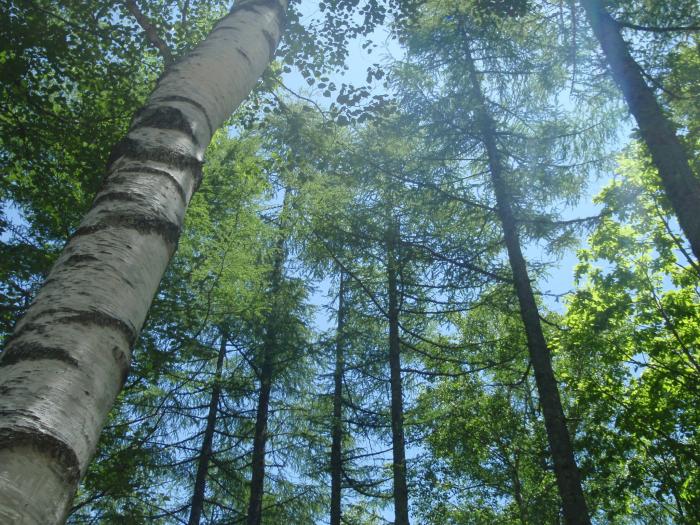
xmin=1 ymin=1 xmax=698 ymax=524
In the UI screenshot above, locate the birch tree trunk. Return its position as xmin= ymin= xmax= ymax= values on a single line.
xmin=330 ymin=271 xmax=347 ymax=525
xmin=0 ymin=2 xmax=286 ymax=523
xmin=386 ymin=221 xmax=410 ymax=525
xmin=187 ymin=331 xmax=228 ymax=525
xmin=463 ymin=44 xmax=591 ymax=525
xmin=581 ymin=0 xmax=700 ymax=261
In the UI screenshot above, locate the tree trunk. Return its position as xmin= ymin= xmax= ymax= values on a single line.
xmin=386 ymin=222 xmax=410 ymax=525
xmin=581 ymin=0 xmax=700 ymax=261
xmin=0 ymin=2 xmax=286 ymax=523
xmin=246 ymin=192 xmax=289 ymax=525
xmin=187 ymin=331 xmax=227 ymax=525
xmin=512 ymin=455 xmax=528 ymax=525
xmin=463 ymin=44 xmax=591 ymax=525
xmin=330 ymin=271 xmax=347 ymax=525
xmin=247 ymin=357 xmax=273 ymax=525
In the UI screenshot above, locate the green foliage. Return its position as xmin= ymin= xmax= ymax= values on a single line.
xmin=412 ymin=307 xmax=560 ymax=525
xmin=3 ymin=1 xmax=700 ymax=524
xmin=559 ymin=146 xmax=700 ymax=523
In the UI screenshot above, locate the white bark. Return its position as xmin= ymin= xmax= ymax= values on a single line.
xmin=0 ymin=1 xmax=287 ymax=523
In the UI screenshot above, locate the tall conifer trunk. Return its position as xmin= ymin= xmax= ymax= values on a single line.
xmin=247 ymin=350 xmax=273 ymax=525
xmin=246 ymin=191 xmax=289 ymax=525
xmin=386 ymin=221 xmax=410 ymax=525
xmin=330 ymin=271 xmax=347 ymax=525
xmin=0 ymin=2 xmax=286 ymax=523
xmin=581 ymin=0 xmax=700 ymax=261
xmin=188 ymin=331 xmax=228 ymax=525
xmin=463 ymin=44 xmax=591 ymax=525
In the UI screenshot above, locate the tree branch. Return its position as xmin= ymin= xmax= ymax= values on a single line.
xmin=124 ymin=0 xmax=174 ymax=65
xmin=615 ymin=19 xmax=700 ymax=33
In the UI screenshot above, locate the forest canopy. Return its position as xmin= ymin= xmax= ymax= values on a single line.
xmin=0 ymin=1 xmax=698 ymax=524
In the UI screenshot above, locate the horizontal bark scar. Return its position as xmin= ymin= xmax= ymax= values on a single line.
xmin=91 ymin=191 xmax=148 ymax=208
xmin=107 ymin=137 xmax=203 ymax=188
xmin=6 ymin=308 xmax=138 ymax=349
xmin=150 ymin=95 xmax=215 ymax=137
xmin=210 ymin=25 xmax=239 ymax=36
xmin=107 ymin=167 xmax=188 ymax=205
xmin=237 ymin=48 xmax=253 ymax=66
xmin=0 ymin=426 xmax=81 ymax=484
xmin=72 ymin=214 xmax=181 ymax=247
xmin=133 ymin=105 xmax=198 ymax=145
xmin=62 ymin=253 xmax=100 ymax=266
xmin=0 ymin=342 xmax=80 ymax=368
xmin=62 ymin=311 xmax=137 ymax=347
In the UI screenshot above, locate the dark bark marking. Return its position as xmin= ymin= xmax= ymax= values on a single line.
xmin=108 ymin=167 xmax=188 ymax=205
xmin=237 ymin=48 xmax=253 ymax=66
xmin=72 ymin=214 xmax=181 ymax=247
xmin=0 ymin=342 xmax=79 ymax=368
xmin=231 ymin=0 xmax=286 ymax=28
xmin=230 ymin=3 xmax=260 ymax=15
xmin=7 ymin=308 xmax=138 ymax=350
xmin=62 ymin=311 xmax=137 ymax=348
xmin=92 ymin=191 xmax=148 ymax=208
xmin=62 ymin=253 xmax=100 ymax=267
xmin=108 ymin=137 xmax=203 ymax=187
xmin=150 ymin=95 xmax=214 ymax=137
xmin=261 ymin=29 xmax=278 ymax=62
xmin=210 ymin=25 xmax=240 ymax=36
xmin=133 ymin=105 xmax=198 ymax=146
xmin=0 ymin=426 xmax=81 ymax=485
xmin=3 ymin=322 xmax=47 ymax=348
xmin=112 ymin=346 xmax=130 ymax=387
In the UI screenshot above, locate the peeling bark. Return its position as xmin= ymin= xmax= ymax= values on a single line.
xmin=581 ymin=0 xmax=700 ymax=261
xmin=0 ymin=2 xmax=287 ymax=523
xmin=463 ymin=43 xmax=591 ymax=525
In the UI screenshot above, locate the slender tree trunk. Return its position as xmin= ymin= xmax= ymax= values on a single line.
xmin=330 ymin=271 xmax=347 ymax=525
xmin=0 ymin=3 xmax=286 ymax=524
xmin=188 ymin=331 xmax=227 ymax=525
xmin=512 ymin=455 xmax=528 ymax=525
xmin=581 ymin=0 xmax=700 ymax=261
xmin=247 ymin=356 xmax=273 ymax=525
xmin=246 ymin=192 xmax=289 ymax=525
xmin=463 ymin=44 xmax=591 ymax=525
xmin=386 ymin=222 xmax=410 ymax=525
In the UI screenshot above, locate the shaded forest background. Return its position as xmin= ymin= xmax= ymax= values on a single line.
xmin=1 ymin=0 xmax=698 ymax=523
